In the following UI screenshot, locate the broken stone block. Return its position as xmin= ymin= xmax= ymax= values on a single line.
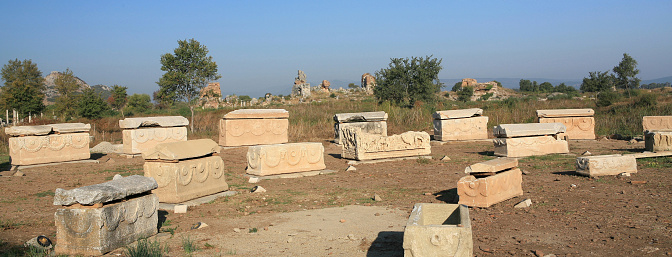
xmin=645 ymin=130 xmax=672 ymax=152
xmin=341 ymin=127 xmax=430 ymax=161
xmin=514 ymin=198 xmax=532 ymax=208
xmin=432 ymin=108 xmax=483 ymax=119
xmin=246 ymin=142 xmax=326 ymax=176
xmin=493 ymin=135 xmax=569 ymax=158
xmin=642 ymin=116 xmax=672 ymax=131
xmin=464 ymin=157 xmax=518 ymax=174
xmin=537 ymin=109 xmax=595 ymax=140
xmin=118 ymin=116 xmax=189 ymax=129
xmin=457 ymin=168 xmax=523 ymax=208
xmin=219 ymin=109 xmax=289 ymax=147
xmin=334 ymin=111 xmax=387 ymax=145
xmin=403 ymin=203 xmax=472 ymax=257
xmin=6 ymin=123 xmax=92 ymax=166
xmin=53 ymin=175 xmax=158 ymax=206
xmin=433 ymin=108 xmax=488 ymax=141
xmin=493 ymin=123 xmax=566 ymax=138
xmin=141 ymin=139 xmax=220 ymax=160
xmin=5 ymin=125 xmax=52 ymax=136
xmin=120 ymin=116 xmax=189 ymax=155
xmin=49 ymin=123 xmax=92 ymax=134
xmin=576 ymin=154 xmax=637 ymax=177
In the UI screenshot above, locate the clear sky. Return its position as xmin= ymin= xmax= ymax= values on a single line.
xmin=1 ymin=1 xmax=671 ymax=97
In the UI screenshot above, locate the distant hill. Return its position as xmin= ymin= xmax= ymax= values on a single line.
xmin=642 ymin=76 xmax=672 ymax=85
xmin=441 ymin=76 xmax=672 ymax=90
xmin=43 ymin=71 xmax=111 ymax=104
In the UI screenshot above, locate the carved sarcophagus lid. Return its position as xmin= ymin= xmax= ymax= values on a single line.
xmin=54 ymin=175 xmax=158 ymax=206
xmin=433 ymin=108 xmax=483 ymax=120
xmin=223 ymin=109 xmax=289 ymax=119
xmin=536 ymin=109 xmax=594 ymax=118
xmin=6 ymin=123 xmax=91 ymax=165
xmin=119 ymin=116 xmax=189 ymax=129
xmin=643 ymin=116 xmax=672 ymax=131
xmin=493 ymin=123 xmax=566 ymax=138
xmin=334 ymin=111 xmax=387 ymax=123
xmin=464 ymin=157 xmax=518 ymax=174
xmin=142 ymin=139 xmax=219 ymax=161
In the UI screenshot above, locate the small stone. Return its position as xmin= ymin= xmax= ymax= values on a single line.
xmin=440 ymin=156 xmax=451 ymax=161
xmin=12 ymin=171 xmax=24 ymax=177
xmin=521 ymin=170 xmax=530 ymax=175
xmin=251 ymin=186 xmax=266 ymax=193
xmin=582 ymin=151 xmax=592 ymax=156
xmin=233 ymin=228 xmax=241 ymax=233
xmin=374 ymin=213 xmax=381 ymax=216
xmin=174 ymin=204 xmax=187 ymax=213
xmin=248 ymin=177 xmax=260 ymax=183
xmin=340 ymin=219 xmax=346 ymax=223
xmin=373 ymin=194 xmax=382 ymax=202
xmin=112 ymin=174 xmax=123 ymax=180
xmin=191 ymin=222 xmax=208 ymax=229
xmin=287 ymin=237 xmax=293 ymax=243
xmin=570 ymin=184 xmax=577 ymax=188
xmin=347 ymin=234 xmax=357 ymax=240
xmin=533 ymin=250 xmax=544 ymax=257
xmin=106 ymin=157 xmax=115 ymax=163
xmin=629 ymin=139 xmax=637 ymax=144
xmin=543 ymin=254 xmax=557 ymax=257
xmin=423 ymin=192 xmax=432 ymax=196
xmin=346 ymin=165 xmax=356 ymax=172
xmin=514 ymin=199 xmax=532 ymax=208
xmin=618 ymin=172 xmax=631 ymax=177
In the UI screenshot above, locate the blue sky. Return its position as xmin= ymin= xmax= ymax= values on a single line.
xmin=1 ymin=1 xmax=671 ymax=97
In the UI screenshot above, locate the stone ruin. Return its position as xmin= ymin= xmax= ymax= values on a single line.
xmin=433 ymin=108 xmax=488 ymax=141
xmin=403 ymin=203 xmax=472 ymax=257
xmin=53 ymin=175 xmax=158 ymax=256
xmin=642 ymin=116 xmax=672 ymax=152
xmin=457 ymin=158 xmax=523 ymax=208
xmin=319 ymin=80 xmax=330 ymax=92
xmin=333 ymin=111 xmax=387 ymax=145
xmin=361 ymin=73 xmax=376 ymax=94
xmin=143 ymin=139 xmax=228 ymax=203
xmin=537 ymin=108 xmax=595 ymax=140
xmin=341 ymin=127 xmax=431 ymax=161
xmin=6 ymin=123 xmax=91 ymax=166
xmin=576 ymin=154 xmax=637 ymax=177
xmin=493 ymin=123 xmax=569 ymax=158
xmin=119 ymin=116 xmax=188 ymax=155
xmin=458 ymin=78 xmax=500 ymax=101
xmin=246 ymin=142 xmax=326 ymax=176
xmin=219 ymin=109 xmax=289 ymax=147
xmin=292 ymin=70 xmax=311 ymax=98
xmin=199 ymin=82 xmax=222 ymax=109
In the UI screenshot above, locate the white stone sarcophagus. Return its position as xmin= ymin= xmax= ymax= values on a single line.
xmin=246 ymin=142 xmax=326 ymax=176
xmin=333 ymin=111 xmax=387 ymax=145
xmin=642 ymin=116 xmax=672 ymax=131
xmin=576 ymin=154 xmax=637 ymax=177
xmin=458 ymin=158 xmax=523 ymax=208
xmin=493 ymin=123 xmax=569 ymax=158
xmin=143 ymin=139 xmax=228 ymax=203
xmin=433 ymin=108 xmax=488 ymax=141
xmin=341 ymin=127 xmax=431 ymax=161
xmin=219 ymin=109 xmax=289 ymax=147
xmin=119 ymin=116 xmax=188 ymax=155
xmin=537 ymin=109 xmax=595 ymax=140
xmin=6 ymin=123 xmax=91 ymax=166
xmin=403 ymin=203 xmax=473 ymax=257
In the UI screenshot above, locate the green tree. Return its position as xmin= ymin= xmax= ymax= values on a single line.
xmin=108 ymin=85 xmax=128 ymax=117
xmin=613 ymin=53 xmax=640 ymax=97
xmin=539 ymin=82 xmax=553 ymax=92
xmin=348 ymin=83 xmax=358 ymax=89
xmin=580 ymin=71 xmax=614 ymax=92
xmin=451 ymin=82 xmax=462 ymax=92
xmin=157 ymin=38 xmax=221 ymax=131
xmin=0 ymin=59 xmax=45 ymax=116
xmin=457 ymin=86 xmax=474 ymax=102
xmin=78 ymin=88 xmax=110 ymax=119
xmin=125 ymin=94 xmax=153 ymax=115
xmin=373 ymin=55 xmax=443 ymax=106
xmin=54 ymin=68 xmax=80 ymax=120
xmin=519 ymin=79 xmax=532 ymax=92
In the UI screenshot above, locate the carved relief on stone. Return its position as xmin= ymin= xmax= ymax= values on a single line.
xmin=642 ymin=116 xmax=672 ymax=131
xmin=219 ymin=119 xmax=289 ymax=146
xmin=334 ymin=121 xmax=387 ymax=145
xmin=433 ymin=116 xmax=489 ymax=141
xmin=144 ymin=156 xmax=227 ymax=203
xmin=645 ymin=130 xmax=672 ymax=152
xmin=457 ymin=168 xmax=523 ymax=208
xmin=8 ymin=133 xmax=90 ymax=165
xmin=403 ymin=203 xmax=472 ymax=257
xmin=493 ymin=135 xmax=569 ymax=158
xmin=539 ymin=117 xmax=595 ymax=140
xmin=246 ymin=142 xmax=326 ymax=176
xmin=341 ymin=127 xmax=430 ymax=160
xmin=122 ymin=127 xmax=187 ymax=155
xmin=576 ymin=154 xmax=637 ymax=177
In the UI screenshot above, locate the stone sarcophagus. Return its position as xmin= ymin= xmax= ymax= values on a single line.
xmin=642 ymin=116 xmax=672 ymax=131
xmin=458 ymin=158 xmax=523 ymax=207
xmin=433 ymin=108 xmax=488 ymax=141
xmin=53 ymin=175 xmax=158 ymax=256
xmin=219 ymin=109 xmax=289 ymax=147
xmin=537 ymin=109 xmax=595 ymax=140
xmin=576 ymin=154 xmax=637 ymax=177
xmin=341 ymin=127 xmax=431 ymax=161
xmin=493 ymin=123 xmax=569 ymax=158
xmin=120 ymin=116 xmax=188 ymax=155
xmin=334 ymin=111 xmax=387 ymax=145
xmin=644 ymin=130 xmax=672 ymax=152
xmin=246 ymin=142 xmax=326 ymax=176
xmin=6 ymin=123 xmax=91 ymax=166
xmin=403 ymin=203 xmax=473 ymax=257
xmin=143 ymin=139 xmax=228 ymax=203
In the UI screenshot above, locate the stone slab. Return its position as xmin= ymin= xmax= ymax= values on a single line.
xmin=493 ymin=123 xmax=566 ymax=138
xmin=334 ymin=111 xmax=387 ymax=123
xmin=536 ymin=108 xmax=594 ymax=118
xmin=245 ymin=169 xmax=337 ymax=180
xmin=642 ymin=116 xmax=672 ymax=131
xmin=9 ymin=132 xmax=91 ymax=166
xmin=341 ymin=127 xmax=431 ymax=161
xmin=334 ymin=121 xmax=387 ymax=145
xmin=457 ymin=168 xmax=523 ymax=208
xmin=246 ymin=142 xmax=326 ymax=176
xmin=464 ymin=157 xmax=518 ymax=174
xmin=122 ymin=127 xmax=187 ymax=155
xmin=631 ymin=151 xmax=672 ymax=159
xmin=432 ymin=108 xmax=483 ymax=119
xmin=158 ymin=191 xmax=237 ymax=210
xmin=433 ymin=116 xmax=488 ymax=141
xmin=5 ymin=125 xmax=52 ymax=136
xmin=50 ymin=123 xmax=91 ymax=133
xmin=144 ymin=155 xmax=228 ymax=203
xmin=142 ymin=139 xmax=220 ymax=161
xmin=493 ymin=135 xmax=569 ymax=158
xmin=54 ymin=175 xmax=158 ymax=206
xmin=576 ymin=154 xmax=637 ymax=177
xmin=222 ymin=109 xmax=289 ymax=119
xmin=403 ymin=203 xmax=472 ymax=257
xmin=119 ymin=116 xmax=189 ymax=129
xmin=645 ymin=130 xmax=672 ymax=152
xmin=539 ymin=117 xmax=595 ymax=140
xmin=219 ymin=118 xmax=288 ymax=147
xmin=14 ymin=159 xmax=99 ymax=170
xmin=347 ymin=156 xmax=431 ymax=165
xmin=430 ymin=139 xmax=493 ymax=146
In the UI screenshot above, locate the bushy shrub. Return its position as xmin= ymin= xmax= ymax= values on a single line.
xmin=480 ymin=92 xmax=494 ymax=101
xmin=451 ymin=82 xmax=462 ymax=92
xmin=596 ymin=90 xmax=621 ymax=107
xmin=634 ymin=93 xmax=657 ymax=108
xmin=457 ymin=86 xmax=473 ymax=102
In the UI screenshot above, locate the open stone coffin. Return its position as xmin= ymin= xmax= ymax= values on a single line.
xmin=246 ymin=142 xmax=326 ymax=176
xmin=143 ymin=139 xmax=228 ymax=203
xmin=219 ymin=109 xmax=289 ymax=147
xmin=403 ymin=203 xmax=473 ymax=257
xmin=458 ymin=158 xmax=523 ymax=208
xmin=537 ymin=108 xmax=595 ymax=140
xmin=432 ymin=108 xmax=489 ymax=141
xmin=493 ymin=123 xmax=569 ymax=158
xmin=576 ymin=154 xmax=637 ymax=177
xmin=333 ymin=111 xmax=387 ymax=145
xmin=53 ymin=175 xmax=159 ymax=256
xmin=341 ymin=127 xmax=431 ymax=161
xmin=119 ymin=116 xmax=188 ymax=155
xmin=6 ymin=123 xmax=91 ymax=165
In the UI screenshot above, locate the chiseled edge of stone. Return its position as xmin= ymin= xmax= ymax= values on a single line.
xmin=493 ymin=123 xmax=566 ymax=138
xmin=334 ymin=111 xmax=388 ymax=123
xmin=464 ymin=157 xmax=518 ymax=174
xmin=4 ymin=125 xmax=53 ymax=136
xmin=433 ymin=108 xmax=483 ymax=120
xmin=536 ymin=109 xmax=595 ymax=118
xmin=222 ymin=109 xmax=289 ymax=119
xmin=119 ymin=116 xmax=189 ymax=129
xmin=142 ymin=139 xmax=220 ymax=161
xmin=49 ymin=123 xmax=91 ymax=133
xmin=53 ymin=175 xmax=158 ymax=206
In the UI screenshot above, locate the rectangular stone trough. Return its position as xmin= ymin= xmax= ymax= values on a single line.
xmin=645 ymin=130 xmax=672 ymax=152
xmin=6 ymin=123 xmax=91 ymax=166
xmin=433 ymin=108 xmax=488 ymax=141
xmin=246 ymin=142 xmax=326 ymax=176
xmin=403 ymin=203 xmax=472 ymax=257
xmin=537 ymin=108 xmax=595 ymax=140
xmin=576 ymin=154 xmax=637 ymax=177
xmin=341 ymin=127 xmax=431 ymax=161
xmin=457 ymin=168 xmax=523 ymax=208
xmin=120 ymin=116 xmax=188 ymax=155
xmin=219 ymin=109 xmax=289 ymax=147
xmin=493 ymin=123 xmax=569 ymax=158
xmin=333 ymin=111 xmax=387 ymax=145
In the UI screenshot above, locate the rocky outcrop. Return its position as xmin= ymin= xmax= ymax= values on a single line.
xmin=452 ymin=78 xmax=515 ymax=101
xmin=292 ymin=70 xmax=311 ymax=98
xmin=200 ymin=82 xmax=222 ymax=109
xmin=361 ymin=73 xmax=376 ymax=94
xmin=320 ymin=80 xmax=331 ymax=92
xmin=42 ymin=71 xmax=111 ymax=104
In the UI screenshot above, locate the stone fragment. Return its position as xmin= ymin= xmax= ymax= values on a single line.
xmin=644 ymin=130 xmax=672 ymax=152
xmin=119 ymin=116 xmax=189 ymax=129
xmin=233 ymin=228 xmax=241 ymax=233
xmin=493 ymin=135 xmax=569 ymax=158
xmin=346 ymin=165 xmax=357 ymax=171
xmin=514 ymin=198 xmax=532 ymax=208
xmin=49 ymin=123 xmax=91 ymax=133
xmin=13 ymin=171 xmax=24 ymax=177
xmin=219 ymin=109 xmax=289 ymax=147
xmin=112 ymin=174 xmax=123 ymax=180
xmin=441 ymin=156 xmax=451 ymax=161
xmin=576 ymin=154 xmax=637 ymax=177
xmin=246 ymin=143 xmax=326 ymax=176
xmin=334 ymin=111 xmax=388 ymax=122
xmin=457 ymin=168 xmax=523 ymax=208
xmin=642 ymin=116 xmax=672 ymax=131
xmin=142 ymin=139 xmax=219 ymax=161
xmin=144 ymin=155 xmax=228 ymax=204
xmin=248 ymin=177 xmax=260 ymax=183
xmin=403 ymin=203 xmax=472 ymax=257
xmin=341 ymin=127 xmax=430 ymax=161
xmin=334 ymin=111 xmax=388 ymax=144
xmin=618 ymin=172 xmax=631 ymax=177
xmin=432 ymin=108 xmax=483 ymax=119
xmin=536 ymin=109 xmax=594 ymax=118
xmin=251 ymin=186 xmax=266 ymax=193
xmin=373 ymin=194 xmax=382 ymax=201
xmin=493 ymin=123 xmax=566 ymax=138
xmin=433 ymin=116 xmax=489 ymax=141
xmin=5 ymin=125 xmax=52 ymax=136
xmin=361 ymin=73 xmax=376 ymax=94
xmin=582 ymin=151 xmax=592 ymax=156
xmin=8 ymin=132 xmax=90 ymax=166
xmin=464 ymin=158 xmax=518 ymax=174
xmin=53 ymin=175 xmax=158 ymax=206
xmin=122 ymin=127 xmax=187 ymax=155
xmin=174 ymin=204 xmax=187 ymax=213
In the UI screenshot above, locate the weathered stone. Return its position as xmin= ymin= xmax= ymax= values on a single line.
xmin=403 ymin=203 xmax=472 ymax=257
xmin=432 ymin=108 xmax=483 ymax=119
xmin=514 ymin=198 xmax=532 ymax=208
xmin=122 ymin=127 xmax=187 ymax=155
xmin=493 ymin=123 xmax=566 ymax=138
xmin=642 ymin=116 xmax=672 ymax=131
xmin=334 ymin=111 xmax=388 ymax=123
xmin=493 ymin=135 xmax=569 ymax=157
xmin=54 ymin=193 xmax=158 ymax=256
xmin=536 ymin=109 xmax=594 ymax=118
xmin=50 ymin=123 xmax=91 ymax=133
xmin=144 ymin=155 xmax=228 ymax=203
xmin=539 ymin=114 xmax=595 ymax=140
xmin=576 ymin=154 xmax=637 ymax=177
xmin=219 ymin=109 xmax=289 ymax=147
xmin=174 ymin=204 xmax=187 ymax=213
xmin=142 ymin=139 xmax=219 ymax=161
xmin=361 ymin=73 xmax=376 ymax=94
xmin=9 ymin=132 xmax=90 ymax=165
xmin=320 ymin=80 xmax=330 ymax=92
xmin=199 ymin=82 xmax=222 ymax=109
xmin=457 ymin=168 xmax=523 ymax=208
xmin=5 ymin=125 xmax=52 ymax=136
xmin=53 ymin=175 xmax=158 ymax=206
xmin=246 ymin=142 xmax=326 ymax=176
xmin=433 ymin=116 xmax=489 ymax=141
xmin=341 ymin=127 xmax=431 ymax=161
xmin=335 ymin=121 xmax=387 ymax=145
xmin=645 ymin=130 xmax=672 ymax=152
xmin=223 ymin=109 xmax=289 ymax=119
xmin=118 ymin=116 xmax=189 ymax=129
xmin=465 ymin=158 xmax=518 ymax=174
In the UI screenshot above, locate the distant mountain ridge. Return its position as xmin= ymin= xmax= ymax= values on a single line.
xmin=43 ymin=71 xmax=111 ymax=104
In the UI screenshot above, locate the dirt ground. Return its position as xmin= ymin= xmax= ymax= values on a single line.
xmin=1 ymin=139 xmax=671 ymax=256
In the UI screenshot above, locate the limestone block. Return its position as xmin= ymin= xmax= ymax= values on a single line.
xmin=457 ymin=168 xmax=523 ymax=208
xmin=493 ymin=123 xmax=566 ymax=138
xmin=341 ymin=127 xmax=431 ymax=161
xmin=50 ymin=123 xmax=91 ymax=133
xmin=645 ymin=130 xmax=672 ymax=152
xmin=222 ymin=109 xmax=289 ymax=119
xmin=142 ymin=139 xmax=219 ymax=161
xmin=493 ymin=135 xmax=569 ymax=157
xmin=334 ymin=121 xmax=387 ymax=145
xmin=536 ymin=108 xmax=594 ymax=118
xmin=432 ymin=108 xmax=483 ymax=119
xmin=246 ymin=142 xmax=326 ymax=176
xmin=333 ymin=111 xmax=387 ymax=123
xmin=464 ymin=157 xmax=518 ymax=174
xmin=5 ymin=125 xmax=52 ymax=136
xmin=9 ymin=132 xmax=90 ymax=166
xmin=433 ymin=116 xmax=488 ymax=141
xmin=218 ymin=118 xmax=289 ymax=147
xmin=54 ymin=175 xmax=158 ymax=206
xmin=576 ymin=154 xmax=637 ymax=177
xmin=539 ymin=117 xmax=595 ymax=140
xmin=144 ymin=155 xmax=228 ymax=203
xmin=403 ymin=203 xmax=472 ymax=257
xmin=642 ymin=116 xmax=672 ymax=131
xmin=54 ymin=193 xmax=158 ymax=256
xmin=119 ymin=116 xmax=189 ymax=129
xmin=122 ymin=127 xmax=187 ymax=155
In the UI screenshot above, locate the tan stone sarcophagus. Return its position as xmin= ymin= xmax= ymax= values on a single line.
xmin=493 ymin=123 xmax=569 ymax=158
xmin=53 ymin=175 xmax=158 ymax=256
xmin=537 ymin=109 xmax=595 ymax=140
xmin=642 ymin=116 xmax=672 ymax=131
xmin=341 ymin=127 xmax=431 ymax=161
xmin=120 ymin=116 xmax=188 ymax=155
xmin=644 ymin=130 xmax=672 ymax=152
xmin=246 ymin=142 xmax=326 ymax=176
xmin=576 ymin=154 xmax=637 ymax=177
xmin=219 ymin=109 xmax=289 ymax=147
xmin=433 ymin=108 xmax=488 ymax=141
xmin=334 ymin=111 xmax=387 ymax=145
xmin=143 ymin=139 xmax=228 ymax=203
xmin=458 ymin=158 xmax=523 ymax=208
xmin=6 ymin=123 xmax=91 ymax=165
xmin=403 ymin=203 xmax=473 ymax=257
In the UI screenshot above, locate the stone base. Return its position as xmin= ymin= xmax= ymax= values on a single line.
xmin=144 ymin=155 xmax=228 ymax=204
xmin=576 ymin=154 xmax=637 ymax=177
xmin=645 ymin=130 xmax=672 ymax=152
xmin=457 ymin=168 xmax=523 ymax=208
xmin=246 ymin=169 xmax=336 ymax=181
xmin=433 ymin=116 xmax=489 ymax=141
xmin=14 ymin=159 xmax=99 ymax=170
xmin=158 ymin=191 xmax=237 ymax=211
xmin=493 ymin=136 xmax=569 ymax=158
xmin=347 ymin=156 xmax=432 ymax=165
xmin=403 ymin=203 xmax=472 ymax=257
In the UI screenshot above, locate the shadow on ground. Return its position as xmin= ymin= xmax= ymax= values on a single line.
xmin=367 ymin=231 xmax=403 ymax=257
xmin=434 ymin=188 xmax=459 ymax=204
